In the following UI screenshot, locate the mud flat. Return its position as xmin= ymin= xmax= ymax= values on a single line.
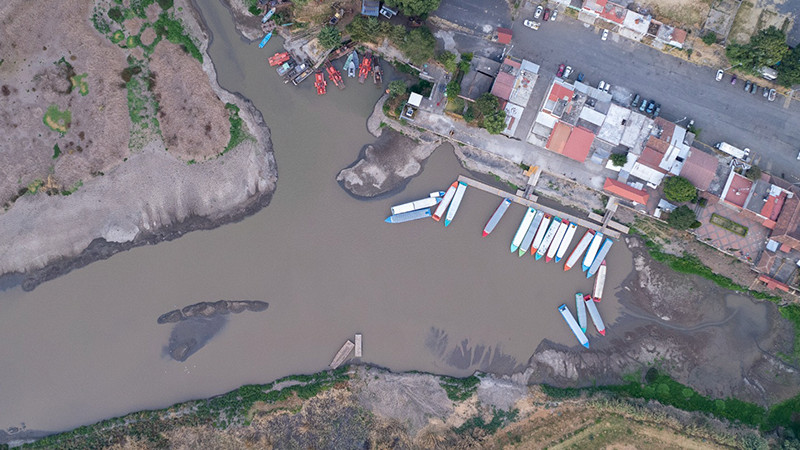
xmin=0 ymin=0 xmax=277 ymax=290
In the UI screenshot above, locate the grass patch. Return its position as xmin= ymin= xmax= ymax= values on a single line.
xmin=221 ymin=103 xmax=251 ymax=155
xmin=42 ymin=104 xmax=71 ymax=135
xmin=455 ymin=408 xmax=518 ymax=435
xmin=111 ymin=30 xmax=125 ymax=44
xmin=52 ymin=144 xmax=61 ymax=159
xmin=26 ymin=179 xmax=45 ymax=195
xmin=779 ymin=304 xmax=800 ymax=363
xmin=439 ymin=375 xmax=480 ymax=402
xmin=710 ymin=213 xmax=748 ymax=236
xmin=153 ymin=12 xmax=202 ymax=62
xmin=70 ymin=73 xmax=89 ymax=96
xmin=125 ymin=35 xmax=141 ymax=48
xmin=61 ymin=180 xmax=83 ymax=196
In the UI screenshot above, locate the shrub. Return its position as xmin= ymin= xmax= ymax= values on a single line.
xmin=463 ymin=104 xmax=476 ymax=122
xmin=701 ymin=31 xmax=717 ymax=45
xmin=475 ymin=93 xmax=499 ymax=117
xmin=436 ymin=51 xmax=458 ymax=73
xmin=663 ymin=176 xmax=697 ymax=203
xmin=483 ymin=110 xmax=507 ymax=134
xmin=318 ymin=25 xmax=341 ymax=49
xmin=397 ymin=27 xmax=436 ymax=66
xmin=445 ymin=79 xmax=460 ymax=99
xmin=746 ymin=165 xmax=762 ymax=181
xmin=108 ymin=6 xmax=124 ymax=24
xmin=387 ymin=80 xmax=407 ymax=97
xmin=667 ymin=205 xmax=697 ymax=229
xmin=383 ymin=0 xmax=441 ymax=16
xmin=610 ymin=152 xmax=628 ymax=167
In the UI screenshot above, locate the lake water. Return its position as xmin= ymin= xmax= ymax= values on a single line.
xmin=0 ymin=0 xmax=631 ymax=435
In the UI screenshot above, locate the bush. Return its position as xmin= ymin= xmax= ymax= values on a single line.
xmin=108 ymin=6 xmax=124 ymax=24
xmin=483 ymin=110 xmax=507 ymax=134
xmin=746 ymin=165 xmax=762 ymax=180
xmin=397 ymin=27 xmax=436 ymax=66
xmin=610 ymin=152 xmax=628 ymax=167
xmin=436 ymin=51 xmax=458 ymax=73
xmin=726 ymin=26 xmax=789 ymax=72
xmin=445 ymin=79 xmax=460 ymax=99
xmin=384 ymin=0 xmax=441 ymax=16
xmin=663 ymin=176 xmax=697 ymax=203
xmin=701 ymin=31 xmax=717 ymax=45
xmin=387 ymin=80 xmax=407 ymax=97
xmin=318 ymin=25 xmax=341 ymax=49
xmin=667 ymin=205 xmax=697 ymax=229
xmin=463 ymin=104 xmax=476 ymax=122
xmin=346 ymin=16 xmax=381 ymax=43
xmin=475 ymin=93 xmax=499 ymax=117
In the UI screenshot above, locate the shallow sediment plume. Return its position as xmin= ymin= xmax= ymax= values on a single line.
xmin=0 ymin=0 xmax=278 ymax=291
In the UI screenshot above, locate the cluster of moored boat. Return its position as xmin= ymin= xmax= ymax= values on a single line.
xmin=268 ymin=42 xmax=383 ymax=92
xmin=384 ymin=179 xmax=612 ymax=349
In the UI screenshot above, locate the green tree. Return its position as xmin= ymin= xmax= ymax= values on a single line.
xmin=318 ymin=26 xmax=341 ymax=49
xmin=726 ymin=26 xmax=789 ymax=69
xmin=701 ymin=31 xmax=717 ymax=46
xmin=610 ymin=152 xmax=628 ymax=167
xmin=663 ymin=176 xmax=697 ymax=203
xmin=457 ymin=60 xmax=470 ymax=74
xmin=668 ymin=205 xmax=698 ymax=230
xmin=746 ymin=165 xmax=762 ymax=180
xmin=346 ymin=16 xmax=381 ymax=43
xmin=483 ymin=111 xmax=507 ymax=134
xmin=384 ymin=0 xmax=441 ymax=16
xmin=460 ymin=52 xmax=473 ymax=62
xmin=397 ymin=27 xmax=436 ymax=66
xmin=777 ymin=45 xmax=800 ymax=87
xmin=445 ymin=80 xmax=460 ymax=99
xmin=436 ymin=51 xmax=458 ymax=73
xmin=387 ymin=80 xmax=407 ymax=97
xmin=463 ymin=104 xmax=476 ymax=122
xmin=475 ymin=93 xmax=500 ymax=117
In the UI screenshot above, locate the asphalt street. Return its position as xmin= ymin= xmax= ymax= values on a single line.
xmin=435 ymin=0 xmax=800 ymax=180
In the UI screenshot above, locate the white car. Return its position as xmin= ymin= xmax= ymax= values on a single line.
xmin=601 ymin=29 xmax=609 ymax=41
xmin=563 ymin=65 xmax=573 ymax=78
xmin=715 ymin=69 xmax=724 ymax=81
xmin=768 ymin=89 xmax=776 ymax=102
xmin=534 ymin=5 xmax=543 ymax=18
xmin=603 ymin=82 xmax=611 ymax=93
xmin=598 ymin=80 xmax=605 ymax=91
xmin=523 ymin=19 xmax=540 ymax=30
xmin=550 ymin=9 xmax=558 ymax=21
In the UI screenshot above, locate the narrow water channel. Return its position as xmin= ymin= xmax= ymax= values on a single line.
xmin=0 ymin=0 xmax=631 ymax=434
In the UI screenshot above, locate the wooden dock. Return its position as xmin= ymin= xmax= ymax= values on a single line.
xmin=330 ymin=340 xmax=354 ymax=369
xmin=354 ymin=334 xmax=362 ymax=357
xmin=457 ymin=175 xmax=621 ymax=239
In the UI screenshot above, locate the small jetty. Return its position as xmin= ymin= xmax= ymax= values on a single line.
xmin=355 ymin=333 xmax=362 ymax=357
xmin=330 ymin=340 xmax=355 ymax=369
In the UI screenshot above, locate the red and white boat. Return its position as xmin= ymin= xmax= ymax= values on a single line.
xmin=432 ymin=181 xmax=458 ymax=222
xmin=325 ymin=61 xmax=345 ymax=90
xmin=564 ymin=229 xmax=593 ymax=271
xmin=269 ymin=52 xmax=290 ymax=66
xmin=592 ymin=261 xmax=606 ymax=302
xmin=314 ymin=70 xmax=327 ymax=95
xmin=584 ymin=294 xmax=606 ymax=335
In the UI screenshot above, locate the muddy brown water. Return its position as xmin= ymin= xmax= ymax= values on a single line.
xmin=0 ymin=0 xmax=632 ymax=435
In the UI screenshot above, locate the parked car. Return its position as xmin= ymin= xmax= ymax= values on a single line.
xmin=744 ymin=80 xmax=752 ymax=92
xmin=523 ymin=19 xmax=540 ymax=30
xmin=653 ymin=103 xmax=661 ymax=117
xmin=543 ymin=8 xmax=551 ymax=21
xmin=716 ymin=69 xmax=724 ymax=81
xmin=603 ymin=82 xmax=611 ymax=93
xmin=577 ymin=72 xmax=585 ymax=82
xmin=631 ymin=93 xmax=641 ymax=108
xmin=768 ymin=88 xmax=776 ymax=101
xmin=646 ymin=100 xmax=656 ymax=115
xmin=763 ymin=87 xmax=770 ymax=98
xmin=551 ymin=9 xmax=558 ymax=20
xmin=557 ymin=63 xmax=566 ymax=77
xmin=563 ymin=65 xmax=573 ymax=78
xmin=534 ymin=5 xmax=543 ymax=18
xmin=751 ymin=83 xmax=758 ymax=94
xmin=598 ymin=80 xmax=606 ymax=91
xmin=602 ymin=29 xmax=609 ymax=41
xmin=730 ymin=75 xmax=737 ymax=85
xmin=639 ymin=99 xmax=648 ymax=112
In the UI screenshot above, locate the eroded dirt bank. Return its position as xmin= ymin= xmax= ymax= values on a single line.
xmin=0 ymin=0 xmax=277 ymax=290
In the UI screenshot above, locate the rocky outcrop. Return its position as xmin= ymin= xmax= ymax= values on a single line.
xmin=158 ymin=300 xmax=268 ymax=323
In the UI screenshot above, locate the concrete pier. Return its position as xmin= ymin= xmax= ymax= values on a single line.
xmin=330 ymin=340 xmax=354 ymax=369
xmin=457 ymin=175 xmax=621 ymax=239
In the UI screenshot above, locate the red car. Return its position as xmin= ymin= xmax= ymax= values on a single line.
xmin=557 ymin=63 xmax=565 ymax=77
xmin=543 ymin=8 xmax=551 ymax=21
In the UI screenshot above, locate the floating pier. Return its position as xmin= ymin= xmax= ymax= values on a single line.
xmin=457 ymin=175 xmax=620 ymax=239
xmin=354 ymin=333 xmax=362 ymax=357
xmin=330 ymin=340 xmax=354 ymax=369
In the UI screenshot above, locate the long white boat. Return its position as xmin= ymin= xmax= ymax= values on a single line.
xmin=555 ymin=222 xmax=577 ymax=263
xmin=530 ymin=214 xmax=552 ymax=254
xmin=432 ymin=181 xmax=457 ymax=222
xmin=576 ymin=293 xmax=587 ymax=333
xmin=592 ymin=261 xmax=606 ymax=302
xmin=483 ymin=198 xmax=511 ymax=237
xmin=385 ymin=207 xmax=432 ymax=223
xmin=584 ymin=294 xmax=606 ymax=335
xmin=545 ymin=220 xmax=569 ymax=262
xmin=535 ymin=217 xmax=561 ymax=261
xmin=587 ymin=238 xmax=613 ymax=278
xmin=390 ymin=196 xmax=440 ymax=215
xmin=518 ymin=210 xmax=543 ymax=256
xmin=582 ymin=231 xmax=604 ymax=272
xmin=444 ymin=181 xmax=467 ymax=227
xmin=558 ymin=304 xmax=589 ymax=349
xmin=565 ymin=230 xmax=594 ymax=271
xmin=510 ymin=207 xmax=536 ymax=253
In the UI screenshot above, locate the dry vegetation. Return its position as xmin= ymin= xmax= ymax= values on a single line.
xmin=643 ymin=0 xmax=713 ymax=29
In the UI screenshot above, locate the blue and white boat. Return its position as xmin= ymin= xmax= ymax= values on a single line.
xmin=510 ymin=207 xmax=536 ymax=253
xmin=576 ymin=293 xmax=587 ymax=333
xmin=444 ymin=181 xmax=467 ymax=227
xmin=582 ymin=231 xmax=604 ymax=272
xmin=535 ymin=217 xmax=561 ymax=261
xmin=587 ymin=238 xmax=613 ymax=278
xmin=558 ymin=304 xmax=589 ymax=349
xmin=483 ymin=198 xmax=511 ymax=237
xmin=261 ymin=7 xmax=276 ymax=23
xmin=519 ymin=210 xmax=543 ymax=256
xmin=385 ymin=208 xmax=432 ymax=223
xmin=259 ymin=31 xmax=273 ymax=48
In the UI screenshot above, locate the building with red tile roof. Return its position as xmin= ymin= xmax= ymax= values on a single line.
xmin=491 ymin=72 xmax=515 ymax=101
xmin=770 ymin=194 xmax=800 ymax=252
xmin=563 ymin=126 xmax=595 ymax=162
xmin=603 ymin=178 xmax=650 ymax=205
xmin=722 ymin=172 xmax=753 ymax=208
xmin=600 ymin=2 xmax=627 ymax=24
xmin=496 ymin=27 xmax=512 ymax=44
xmin=680 ymin=149 xmax=718 ymax=191
xmin=546 ymin=122 xmax=571 ymax=155
xmin=582 ymin=0 xmax=607 ymax=15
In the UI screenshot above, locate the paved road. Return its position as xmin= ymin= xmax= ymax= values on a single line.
xmin=436 ymin=0 xmax=800 ymax=180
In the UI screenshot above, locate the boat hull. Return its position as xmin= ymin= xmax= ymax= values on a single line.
xmin=385 ymin=208 xmax=432 ymax=223
xmin=545 ymin=220 xmax=569 ymax=262
xmin=555 ymin=223 xmax=577 ymax=263
xmin=587 ymin=239 xmax=613 ymax=278
xmin=511 ymin=208 xmax=537 ymax=253
xmin=582 ymin=232 xmax=604 ymax=272
xmin=432 ymin=181 xmax=458 ymax=221
xmin=483 ymin=198 xmax=512 ymax=237
xmin=584 ymin=294 xmax=606 ymax=335
xmin=391 ymin=196 xmax=440 ymax=215
xmin=536 ymin=217 xmax=562 ymax=260
xmin=258 ymin=32 xmax=273 ymax=48
xmin=576 ymin=293 xmax=587 ymax=333
xmin=565 ymin=230 xmax=593 ymax=271
xmin=444 ymin=182 xmax=467 ymax=226
xmin=592 ymin=262 xmax=606 ymax=302
xmin=531 ymin=214 xmax=552 ymax=254
xmin=558 ymin=304 xmax=590 ymax=348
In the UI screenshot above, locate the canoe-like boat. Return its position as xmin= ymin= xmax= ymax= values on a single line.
xmin=261 ymin=6 xmax=276 ymax=23
xmin=343 ymin=52 xmax=355 ymax=78
xmin=558 ymin=304 xmax=589 ymax=349
xmin=325 ymin=61 xmax=345 ymax=89
xmin=444 ymin=181 xmax=467 ymax=227
xmin=531 ymin=214 xmax=552 ymax=254
xmin=373 ymin=55 xmax=383 ymax=86
xmin=258 ymin=31 xmax=273 ymax=48
xmin=390 ymin=196 xmax=440 ymax=215
xmin=592 ymin=261 xmax=606 ymax=302
xmin=555 ymin=222 xmax=577 ymax=263
xmin=565 ymin=230 xmax=593 ymax=271
xmin=587 ymin=239 xmax=613 ymax=278
xmin=330 ymin=340 xmax=354 ymax=369
xmin=314 ymin=70 xmax=327 ymax=95
xmin=536 ymin=217 xmax=562 ymax=261
xmin=385 ymin=207 xmax=432 ymax=223
xmin=429 ymin=191 xmax=446 ymax=198
xmin=269 ymin=52 xmax=290 ymax=66
xmin=520 ymin=210 xmax=544 ymax=255
xmin=432 ymin=181 xmax=457 ymax=222
xmin=582 ymin=231 xmax=604 ymax=272
xmin=510 ymin=207 xmax=536 ymax=253
xmin=545 ymin=220 xmax=569 ymax=262
xmin=584 ymin=294 xmax=606 ymax=335
xmin=483 ymin=198 xmax=511 ymax=237
xmin=358 ymin=51 xmax=372 ymax=84
xmin=576 ymin=293 xmax=587 ymax=333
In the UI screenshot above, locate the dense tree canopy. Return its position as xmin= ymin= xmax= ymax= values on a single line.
xmin=667 ymin=205 xmax=698 ymax=230
xmin=388 ymin=80 xmax=407 ymax=97
xmin=483 ymin=111 xmax=507 ymax=135
xmin=384 ymin=0 xmax=441 ymax=17
xmin=726 ymin=26 xmax=789 ymax=71
xmin=663 ymin=176 xmax=697 ymax=203
xmin=397 ymin=27 xmax=436 ymax=66
xmin=610 ymin=152 xmax=628 ymax=167
xmin=445 ymin=80 xmax=460 ymax=99
xmin=318 ymin=26 xmax=341 ymax=49
xmin=475 ymin=93 xmax=500 ymax=117
xmin=777 ymin=45 xmax=800 ymax=87
xmin=436 ymin=51 xmax=457 ymax=73
xmin=345 ymin=16 xmax=381 ymax=43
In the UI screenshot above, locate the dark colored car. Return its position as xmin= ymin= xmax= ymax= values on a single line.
xmin=730 ymin=75 xmax=737 ymax=85
xmin=577 ymin=72 xmax=585 ymax=82
xmin=653 ymin=103 xmax=661 ymax=117
xmin=744 ymin=80 xmax=752 ymax=92
xmin=639 ymin=99 xmax=648 ymax=112
xmin=543 ymin=8 xmax=551 ymax=21
xmin=646 ymin=100 xmax=656 ymax=115
xmin=751 ymin=83 xmax=758 ymax=94
xmin=630 ymin=94 xmax=641 ymax=108
xmin=557 ymin=63 xmax=565 ymax=77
